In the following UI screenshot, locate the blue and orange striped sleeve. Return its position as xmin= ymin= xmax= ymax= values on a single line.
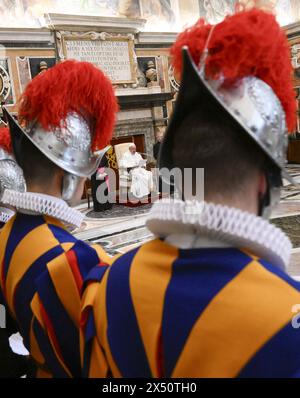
xmin=30 ymin=240 xmax=110 ymax=378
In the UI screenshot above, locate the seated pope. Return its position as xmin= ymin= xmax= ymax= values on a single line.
xmin=120 ymin=143 xmax=153 ymax=198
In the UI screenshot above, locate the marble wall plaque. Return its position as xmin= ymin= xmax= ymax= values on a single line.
xmin=60 ymin=33 xmax=136 ymax=84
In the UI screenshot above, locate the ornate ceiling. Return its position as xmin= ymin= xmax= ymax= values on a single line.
xmin=0 ymin=1 xmax=299 ymax=29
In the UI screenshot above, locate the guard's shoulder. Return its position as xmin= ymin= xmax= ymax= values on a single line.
xmin=90 ymin=243 xmax=113 ymax=265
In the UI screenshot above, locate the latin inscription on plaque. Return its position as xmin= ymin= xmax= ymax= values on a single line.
xmin=65 ymin=39 xmax=133 ymax=83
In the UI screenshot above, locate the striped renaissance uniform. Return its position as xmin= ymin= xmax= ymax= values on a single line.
xmin=81 ymin=200 xmax=300 ymax=378
xmin=1 ymin=56 xmax=118 ymax=378
xmin=0 ymin=204 xmax=110 ymax=378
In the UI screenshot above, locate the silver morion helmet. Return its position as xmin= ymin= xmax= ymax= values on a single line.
xmin=4 ymin=108 xmax=110 ymax=203
xmin=159 ymin=48 xmax=293 ymax=184
xmin=0 ymin=142 xmax=26 ymax=202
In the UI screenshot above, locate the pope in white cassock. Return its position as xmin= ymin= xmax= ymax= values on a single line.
xmin=120 ymin=143 xmax=153 ymax=198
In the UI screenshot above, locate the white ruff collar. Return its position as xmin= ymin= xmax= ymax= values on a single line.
xmin=146 ymin=199 xmax=292 ymax=270
xmin=0 ymin=206 xmax=15 ymax=224
xmin=1 ymin=190 xmax=84 ymax=229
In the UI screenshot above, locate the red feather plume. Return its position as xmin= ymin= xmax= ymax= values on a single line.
xmin=0 ymin=127 xmax=12 ymax=153
xmin=170 ymin=8 xmax=297 ymax=132
xmin=18 ymin=60 xmax=119 ymax=150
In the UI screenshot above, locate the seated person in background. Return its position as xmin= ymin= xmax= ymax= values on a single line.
xmin=80 ymin=8 xmax=300 ymax=378
xmin=120 ymin=143 xmax=153 ymax=198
